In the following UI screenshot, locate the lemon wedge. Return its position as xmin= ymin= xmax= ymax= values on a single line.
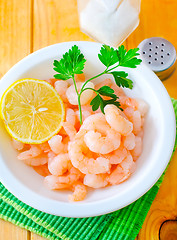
xmin=0 ymin=79 xmax=65 ymax=144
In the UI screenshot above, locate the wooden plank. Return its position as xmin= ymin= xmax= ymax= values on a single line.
xmin=127 ymin=0 xmax=177 ymax=99
xmin=32 ymin=0 xmax=93 ymax=52
xmin=0 ymin=0 xmax=31 ymax=76
xmin=0 ymin=0 xmax=31 ymax=239
xmin=0 ymin=219 xmax=30 ymax=240
xmin=31 ymin=234 xmax=46 ymax=240
xmin=127 ymin=0 xmax=177 ymax=238
xmin=159 ymin=220 xmax=177 ymax=240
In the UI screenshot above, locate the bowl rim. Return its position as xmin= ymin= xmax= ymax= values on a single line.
xmin=0 ymin=41 xmax=176 ymax=218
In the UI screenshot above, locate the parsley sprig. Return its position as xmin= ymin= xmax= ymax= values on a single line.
xmin=53 ymin=45 xmax=142 ymax=124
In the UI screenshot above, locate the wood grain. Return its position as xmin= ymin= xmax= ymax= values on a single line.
xmin=0 ymin=219 xmax=30 ymax=240
xmin=31 ymin=234 xmax=46 ymax=240
xmin=0 ymin=0 xmax=31 ymax=239
xmin=0 ymin=0 xmax=177 ymax=239
xmin=0 ymin=0 xmax=31 ymax=76
xmin=127 ymin=0 xmax=177 ymax=238
xmin=160 ymin=220 xmax=177 ymax=240
xmin=32 ymin=0 xmax=93 ymax=52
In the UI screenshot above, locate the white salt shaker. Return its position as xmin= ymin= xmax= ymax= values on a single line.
xmin=77 ymin=0 xmax=141 ymax=47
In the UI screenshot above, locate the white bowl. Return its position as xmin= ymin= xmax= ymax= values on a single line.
xmin=0 ymin=42 xmax=176 ymax=218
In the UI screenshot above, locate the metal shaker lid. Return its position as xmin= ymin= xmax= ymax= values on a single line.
xmin=138 ymin=37 xmax=176 ymax=80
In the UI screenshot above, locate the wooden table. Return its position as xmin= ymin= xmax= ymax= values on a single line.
xmin=0 ymin=0 xmax=177 ymax=239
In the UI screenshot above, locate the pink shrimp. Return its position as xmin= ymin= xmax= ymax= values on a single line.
xmin=84 ymin=174 xmax=108 ymax=188
xmin=57 ymin=167 xmax=84 ymax=185
xmin=75 ymin=73 xmax=85 ymax=82
xmin=104 ymin=104 xmax=133 ymax=136
xmin=12 ymin=139 xmax=25 ymax=151
xmin=123 ymin=132 xmax=136 ymax=150
xmin=62 ymin=122 xmax=77 ymax=141
xmin=69 ymin=182 xmax=87 ymax=201
xmin=119 ymin=96 xmax=138 ymax=110
xmin=110 ymin=83 xmax=126 ymax=97
xmin=84 ymin=129 xmax=121 ymax=154
xmin=81 ymin=113 xmax=121 ymax=154
xmin=66 ymin=82 xmax=94 ymax=105
xmin=135 ymin=98 xmax=149 ymax=117
xmin=17 ymin=145 xmax=42 ymax=160
xmin=106 ymin=144 xmax=128 ymax=164
xmin=54 ymin=80 xmax=69 ymax=102
xmin=66 ymin=108 xmax=76 ymax=126
xmin=130 ymin=136 xmax=143 ymax=161
xmin=44 ymin=175 xmax=70 ymax=190
xmin=48 ymin=135 xmax=67 ymax=154
xmin=108 ymin=154 xmax=136 ymax=185
xmin=23 ymin=153 xmax=48 ymax=166
xmin=68 ymin=129 xmax=110 ymax=174
xmin=39 ymin=142 xmax=51 ymax=153
xmin=33 ymin=164 xmax=50 ymax=177
xmin=95 ymin=79 xmax=112 ymax=90
xmin=48 ymin=153 xmax=72 ymax=176
xmin=124 ymin=108 xmax=142 ymax=134
xmin=45 ymin=78 xmax=58 ymax=87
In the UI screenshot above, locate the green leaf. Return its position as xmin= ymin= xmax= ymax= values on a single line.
xmin=53 ymin=45 xmax=86 ymax=80
xmin=90 ymin=92 xmax=122 ymax=113
xmin=90 ymin=94 xmax=101 ymax=111
xmin=117 ymin=46 xmax=142 ymax=68
xmin=97 ymin=86 xmax=117 ymax=99
xmin=111 ymin=71 xmax=133 ymax=89
xmin=98 ymin=45 xmax=119 ymax=68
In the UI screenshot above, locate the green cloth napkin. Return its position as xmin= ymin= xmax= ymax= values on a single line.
xmin=0 ymin=99 xmax=176 ymax=240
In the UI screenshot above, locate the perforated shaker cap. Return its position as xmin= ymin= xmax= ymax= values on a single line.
xmin=138 ymin=37 xmax=176 ymax=80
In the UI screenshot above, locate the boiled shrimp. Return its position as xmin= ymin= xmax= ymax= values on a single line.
xmin=39 ymin=142 xmax=51 ymax=153
xmin=23 ymin=153 xmax=48 ymax=166
xmin=68 ymin=129 xmax=110 ymax=174
xmin=48 ymin=135 xmax=67 ymax=154
xmin=80 ymin=112 xmax=121 ymax=153
xmin=84 ymin=174 xmax=108 ymax=188
xmin=135 ymin=98 xmax=149 ymax=116
xmin=104 ymin=104 xmax=133 ymax=136
xmin=69 ymin=181 xmax=87 ymax=202
xmin=106 ymin=144 xmax=128 ymax=164
xmin=57 ymin=167 xmax=84 ymax=185
xmin=66 ymin=81 xmax=94 ymax=105
xmin=75 ymin=73 xmax=85 ymax=82
xmin=44 ymin=175 xmax=70 ymax=190
xmin=130 ymin=136 xmax=142 ymax=161
xmin=17 ymin=145 xmax=42 ymax=160
xmin=123 ymin=133 xmax=135 ymax=150
xmin=108 ymin=153 xmax=136 ymax=185
xmin=54 ymin=80 xmax=69 ymax=102
xmin=66 ymin=108 xmax=76 ymax=126
xmin=84 ymin=129 xmax=120 ymax=154
xmin=48 ymin=153 xmax=71 ymax=176
xmin=124 ymin=108 xmax=142 ymax=134
xmin=62 ymin=122 xmax=76 ymax=141
xmin=33 ymin=164 xmax=50 ymax=177
xmin=119 ymin=96 xmax=138 ymax=110
xmin=12 ymin=139 xmax=25 ymax=151
xmin=95 ymin=78 xmax=112 ymax=90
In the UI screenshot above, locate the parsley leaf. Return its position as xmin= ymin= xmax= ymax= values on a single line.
xmin=90 ymin=94 xmax=101 ymax=111
xmin=90 ymin=93 xmax=121 ymax=113
xmin=97 ymin=86 xmax=117 ymax=99
xmin=53 ymin=45 xmax=86 ymax=80
xmin=98 ymin=45 xmax=119 ymax=68
xmin=117 ymin=45 xmax=142 ymax=68
xmin=111 ymin=71 xmax=133 ymax=89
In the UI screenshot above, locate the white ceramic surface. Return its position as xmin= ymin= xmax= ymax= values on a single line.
xmin=0 ymin=41 xmax=176 ymax=218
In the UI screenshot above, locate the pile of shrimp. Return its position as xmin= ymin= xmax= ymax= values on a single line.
xmin=12 ymin=74 xmax=148 ymax=202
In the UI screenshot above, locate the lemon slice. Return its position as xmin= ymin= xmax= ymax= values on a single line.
xmin=0 ymin=79 xmax=65 ymax=144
